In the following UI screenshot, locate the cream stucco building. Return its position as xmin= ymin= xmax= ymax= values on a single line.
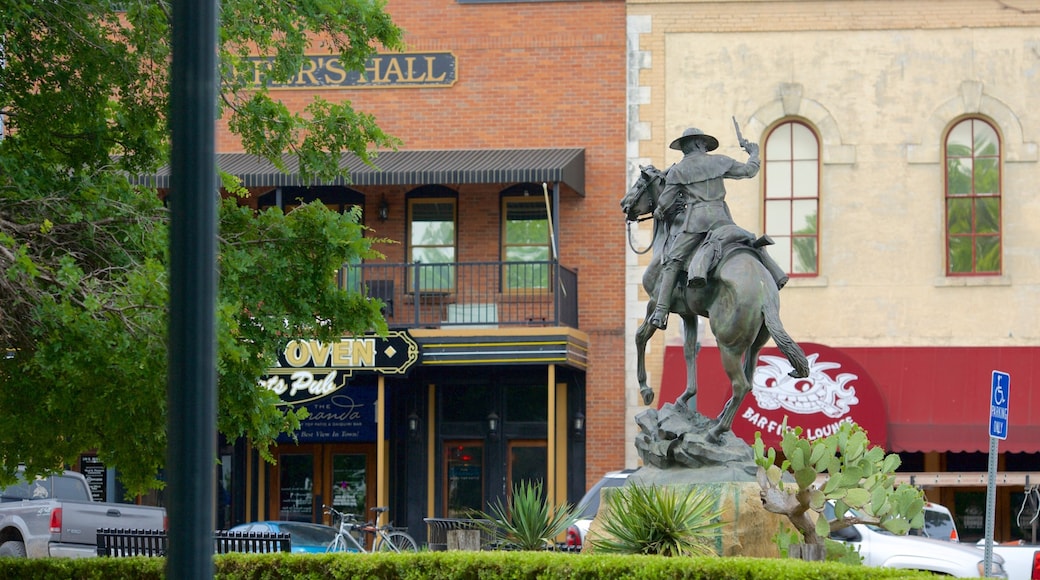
xmin=624 ymin=0 xmax=1040 ymax=542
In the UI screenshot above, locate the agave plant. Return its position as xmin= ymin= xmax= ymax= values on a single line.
xmin=591 ymin=483 xmax=724 ymax=557
xmin=473 ymin=479 xmax=577 ymax=550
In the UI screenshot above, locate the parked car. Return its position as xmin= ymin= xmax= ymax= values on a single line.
xmin=227 ymin=521 xmax=339 ymax=553
xmin=0 ymin=467 xmax=166 ymax=559
xmin=565 ymin=468 xmax=638 ymax=550
xmin=827 ymin=501 xmax=1007 ymax=578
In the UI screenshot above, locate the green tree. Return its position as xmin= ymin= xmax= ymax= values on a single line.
xmin=0 ymin=0 xmax=403 ymax=494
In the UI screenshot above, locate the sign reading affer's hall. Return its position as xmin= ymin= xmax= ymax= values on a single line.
xmin=242 ymin=52 xmax=457 ymax=89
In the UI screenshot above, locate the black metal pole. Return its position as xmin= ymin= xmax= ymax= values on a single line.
xmin=168 ymin=0 xmax=218 ymax=577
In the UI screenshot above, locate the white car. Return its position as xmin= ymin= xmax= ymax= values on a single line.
xmin=564 ymin=469 xmax=637 ymax=550
xmin=827 ymin=502 xmax=1007 ymax=578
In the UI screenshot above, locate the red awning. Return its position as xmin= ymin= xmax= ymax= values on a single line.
xmin=660 ymin=344 xmax=1039 ymax=453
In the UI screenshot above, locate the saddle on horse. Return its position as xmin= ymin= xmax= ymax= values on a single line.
xmin=687 ymin=224 xmax=789 ymax=290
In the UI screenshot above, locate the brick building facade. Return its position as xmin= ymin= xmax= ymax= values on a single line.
xmin=199 ymin=0 xmax=628 ymax=540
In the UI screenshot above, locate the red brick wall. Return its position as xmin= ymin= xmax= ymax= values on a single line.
xmin=217 ymin=0 xmax=628 ymax=487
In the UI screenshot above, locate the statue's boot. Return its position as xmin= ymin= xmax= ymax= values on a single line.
xmin=688 ymin=242 xmax=716 ymax=288
xmin=649 ymin=263 xmax=680 ymax=330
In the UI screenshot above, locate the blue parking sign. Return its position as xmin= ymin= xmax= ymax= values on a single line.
xmin=989 ymin=371 xmax=1010 ymax=440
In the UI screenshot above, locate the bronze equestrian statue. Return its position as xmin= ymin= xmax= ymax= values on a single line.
xmin=649 ymin=126 xmax=788 ymax=330
xmin=621 ymin=125 xmax=809 ymax=441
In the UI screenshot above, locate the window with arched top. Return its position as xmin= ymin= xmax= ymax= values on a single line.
xmin=944 ymin=117 xmax=1001 ymax=276
xmin=763 ymin=120 xmax=820 ymax=276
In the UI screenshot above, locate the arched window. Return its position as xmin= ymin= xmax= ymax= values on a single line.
xmin=763 ymin=120 xmax=820 ymax=276
xmin=944 ymin=117 xmax=1001 ymax=275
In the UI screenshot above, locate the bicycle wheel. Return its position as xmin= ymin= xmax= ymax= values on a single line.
xmin=326 ymin=534 xmax=347 ymax=553
xmin=377 ymin=530 xmax=419 ymax=552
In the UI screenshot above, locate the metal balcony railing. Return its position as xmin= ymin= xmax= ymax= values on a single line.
xmin=341 ymin=261 xmax=578 ymax=329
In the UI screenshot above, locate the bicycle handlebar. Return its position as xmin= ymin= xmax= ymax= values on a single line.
xmin=323 ymin=504 xmax=394 ymax=529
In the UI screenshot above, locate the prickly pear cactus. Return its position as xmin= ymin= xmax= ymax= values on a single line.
xmin=753 ymin=420 xmax=925 ymax=545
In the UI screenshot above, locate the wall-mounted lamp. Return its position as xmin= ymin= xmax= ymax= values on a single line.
xmin=487 ymin=411 xmax=499 ymax=439
xmin=407 ymin=411 xmax=420 ymax=439
xmin=573 ymin=411 xmax=585 ymax=439
xmin=378 ymin=196 xmax=390 ymax=222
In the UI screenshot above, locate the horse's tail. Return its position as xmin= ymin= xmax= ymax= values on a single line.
xmin=762 ymin=296 xmax=809 ymax=378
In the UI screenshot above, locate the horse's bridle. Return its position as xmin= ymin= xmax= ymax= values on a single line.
xmin=625 ymin=175 xmax=657 ymax=255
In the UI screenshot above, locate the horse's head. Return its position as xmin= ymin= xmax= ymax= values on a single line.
xmin=620 ymin=165 xmax=664 ymax=221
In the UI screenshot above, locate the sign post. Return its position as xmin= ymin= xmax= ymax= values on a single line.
xmin=984 ymin=370 xmax=1010 ymax=577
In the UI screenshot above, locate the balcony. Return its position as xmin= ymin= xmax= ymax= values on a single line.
xmin=343 ymin=261 xmax=578 ymax=329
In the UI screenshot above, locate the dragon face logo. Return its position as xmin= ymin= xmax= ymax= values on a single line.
xmin=752 ymin=353 xmax=859 ymax=418
xmin=729 ymin=344 xmax=887 ymax=447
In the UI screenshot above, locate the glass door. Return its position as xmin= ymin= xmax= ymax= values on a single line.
xmin=443 ymin=441 xmax=484 ymax=517
xmin=327 ymin=450 xmax=370 ymax=522
xmin=270 ymin=444 xmax=375 ymax=524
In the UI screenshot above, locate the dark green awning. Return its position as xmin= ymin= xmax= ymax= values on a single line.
xmin=132 ymin=148 xmax=585 ymax=196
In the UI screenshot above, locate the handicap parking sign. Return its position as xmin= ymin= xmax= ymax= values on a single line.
xmin=989 ymin=370 xmax=1010 ymax=440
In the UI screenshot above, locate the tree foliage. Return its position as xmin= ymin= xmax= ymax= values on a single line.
xmin=0 ymin=0 xmax=404 ymax=494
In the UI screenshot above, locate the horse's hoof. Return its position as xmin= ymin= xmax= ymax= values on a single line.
xmin=640 ymin=387 xmax=655 ymax=406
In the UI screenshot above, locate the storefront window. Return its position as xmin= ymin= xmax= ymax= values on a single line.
xmin=444 ymin=442 xmax=483 ymax=517
xmin=1010 ymin=489 xmax=1040 ymax=542
xmin=509 ymin=441 xmax=547 ymax=492
xmin=953 ymin=490 xmax=987 ymax=543
xmin=279 ymin=454 xmax=314 ymax=522
xmin=331 ymin=453 xmax=368 ymax=521
xmin=505 ymin=385 xmax=547 ymax=422
xmin=441 ymin=385 xmax=488 ymax=422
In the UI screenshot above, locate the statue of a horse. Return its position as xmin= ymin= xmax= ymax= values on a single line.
xmin=620 ymin=164 xmax=810 ymax=441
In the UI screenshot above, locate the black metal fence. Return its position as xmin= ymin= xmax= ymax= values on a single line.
xmin=343 ymin=261 xmax=579 ymax=329
xmin=97 ymin=528 xmax=291 ymax=557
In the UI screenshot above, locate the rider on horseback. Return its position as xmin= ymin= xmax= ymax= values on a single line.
xmin=648 ymin=127 xmax=789 ymax=330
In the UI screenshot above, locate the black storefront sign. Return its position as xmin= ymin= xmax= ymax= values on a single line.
xmin=262 ymin=331 xmax=420 ymax=444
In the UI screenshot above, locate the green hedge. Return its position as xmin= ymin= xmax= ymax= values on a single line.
xmin=0 ymin=552 xmax=938 ymax=580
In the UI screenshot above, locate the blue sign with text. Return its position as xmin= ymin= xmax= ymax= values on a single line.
xmin=989 ymin=370 xmax=1010 ymax=440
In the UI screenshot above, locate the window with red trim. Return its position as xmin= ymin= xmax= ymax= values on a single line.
xmin=763 ymin=120 xmax=820 ymax=276
xmin=945 ymin=117 xmax=1001 ymax=275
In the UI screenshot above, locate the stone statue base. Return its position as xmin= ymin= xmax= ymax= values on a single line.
xmin=585 ymin=466 xmax=789 ymax=558
xmin=635 ymin=402 xmax=756 ymax=476
xmin=584 ymin=403 xmax=789 ymax=557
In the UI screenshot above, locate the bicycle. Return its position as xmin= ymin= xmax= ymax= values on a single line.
xmin=324 ymin=504 xmax=419 ymax=553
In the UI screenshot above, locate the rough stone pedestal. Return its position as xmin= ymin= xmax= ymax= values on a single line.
xmin=585 ymin=404 xmax=788 ymax=557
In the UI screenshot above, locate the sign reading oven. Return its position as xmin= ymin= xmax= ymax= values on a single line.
xmin=260 ymin=330 xmax=420 ymax=406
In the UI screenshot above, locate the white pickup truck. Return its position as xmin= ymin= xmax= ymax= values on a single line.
xmin=975 ymin=540 xmax=1040 ymax=580
xmin=0 ymin=467 xmax=166 ymax=558
xmin=827 ymin=502 xmax=1008 ymax=578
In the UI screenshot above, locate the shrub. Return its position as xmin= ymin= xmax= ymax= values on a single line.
xmin=472 ymin=479 xmax=577 ymax=550
xmin=591 ymin=484 xmax=723 ymax=557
